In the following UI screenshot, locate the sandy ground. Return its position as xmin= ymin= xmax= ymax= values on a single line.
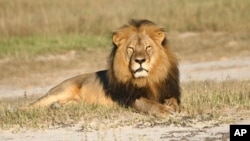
xmin=2 ymin=120 xmax=249 ymax=141
xmin=0 ymin=56 xmax=250 ymax=141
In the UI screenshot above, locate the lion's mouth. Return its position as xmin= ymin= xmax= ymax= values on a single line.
xmin=134 ymin=68 xmax=148 ymax=73
xmin=133 ymin=68 xmax=149 ymax=78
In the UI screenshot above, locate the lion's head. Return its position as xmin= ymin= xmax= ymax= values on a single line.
xmin=109 ymin=19 xmax=178 ymax=88
xmin=106 ymin=19 xmax=180 ymax=107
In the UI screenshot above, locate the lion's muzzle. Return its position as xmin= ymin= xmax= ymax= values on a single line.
xmin=133 ymin=67 xmax=149 ymax=78
xmin=132 ymin=57 xmax=149 ymax=78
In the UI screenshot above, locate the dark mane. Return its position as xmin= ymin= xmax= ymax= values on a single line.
xmin=114 ymin=19 xmax=156 ymax=33
xmin=129 ymin=19 xmax=156 ymax=28
xmin=96 ymin=65 xmax=180 ymax=107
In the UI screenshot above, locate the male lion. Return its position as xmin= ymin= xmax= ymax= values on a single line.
xmin=28 ymin=19 xmax=181 ymax=117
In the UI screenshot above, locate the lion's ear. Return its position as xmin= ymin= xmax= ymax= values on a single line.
xmin=155 ymin=31 xmax=166 ymax=44
xmin=113 ymin=33 xmax=122 ymax=46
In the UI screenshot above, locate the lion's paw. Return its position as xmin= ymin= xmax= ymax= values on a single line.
xmin=134 ymin=97 xmax=175 ymax=118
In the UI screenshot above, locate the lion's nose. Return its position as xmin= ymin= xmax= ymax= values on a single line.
xmin=134 ymin=58 xmax=146 ymax=64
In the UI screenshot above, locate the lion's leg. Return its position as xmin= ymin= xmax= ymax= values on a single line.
xmin=29 ymin=85 xmax=80 ymax=108
xmin=133 ymin=97 xmax=174 ymax=118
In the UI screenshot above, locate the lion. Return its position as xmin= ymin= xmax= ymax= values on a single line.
xmin=27 ymin=19 xmax=181 ymax=117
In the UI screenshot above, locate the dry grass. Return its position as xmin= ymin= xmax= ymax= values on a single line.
xmin=181 ymin=80 xmax=250 ymax=119
xmin=0 ymin=0 xmax=249 ymax=38
xmin=0 ymin=80 xmax=249 ymax=130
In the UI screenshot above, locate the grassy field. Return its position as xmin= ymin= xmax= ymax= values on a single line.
xmin=0 ymin=80 xmax=249 ymax=129
xmin=0 ymin=0 xmax=250 ymax=130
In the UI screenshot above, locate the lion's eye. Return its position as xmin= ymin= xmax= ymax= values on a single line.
xmin=146 ymin=46 xmax=152 ymax=51
xmin=127 ymin=47 xmax=134 ymax=52
xmin=127 ymin=47 xmax=134 ymax=56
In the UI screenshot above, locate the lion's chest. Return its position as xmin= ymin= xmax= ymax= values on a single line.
xmin=107 ymin=83 xmax=156 ymax=106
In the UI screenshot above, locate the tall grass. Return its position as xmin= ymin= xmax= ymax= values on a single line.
xmin=0 ymin=0 xmax=249 ymax=38
xmin=0 ymin=0 xmax=249 ymax=59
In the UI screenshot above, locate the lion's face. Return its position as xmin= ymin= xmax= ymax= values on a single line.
xmin=124 ymin=33 xmax=156 ymax=78
xmin=111 ymin=22 xmax=172 ymax=87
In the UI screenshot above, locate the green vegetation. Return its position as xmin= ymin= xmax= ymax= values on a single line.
xmin=0 ymin=35 xmax=110 ymax=58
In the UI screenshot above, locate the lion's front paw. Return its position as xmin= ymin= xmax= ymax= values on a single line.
xmin=134 ymin=97 xmax=175 ymax=118
xmin=164 ymin=97 xmax=180 ymax=113
xmin=151 ymin=104 xmax=175 ymax=118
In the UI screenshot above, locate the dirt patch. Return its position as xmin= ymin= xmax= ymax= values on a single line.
xmin=180 ymin=57 xmax=250 ymax=81
xmin=0 ymin=118 xmax=249 ymax=141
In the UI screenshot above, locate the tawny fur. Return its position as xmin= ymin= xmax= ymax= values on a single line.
xmin=27 ymin=19 xmax=181 ymax=117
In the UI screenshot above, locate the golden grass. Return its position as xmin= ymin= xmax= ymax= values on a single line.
xmin=181 ymin=80 xmax=250 ymax=119
xmin=0 ymin=0 xmax=249 ymax=38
